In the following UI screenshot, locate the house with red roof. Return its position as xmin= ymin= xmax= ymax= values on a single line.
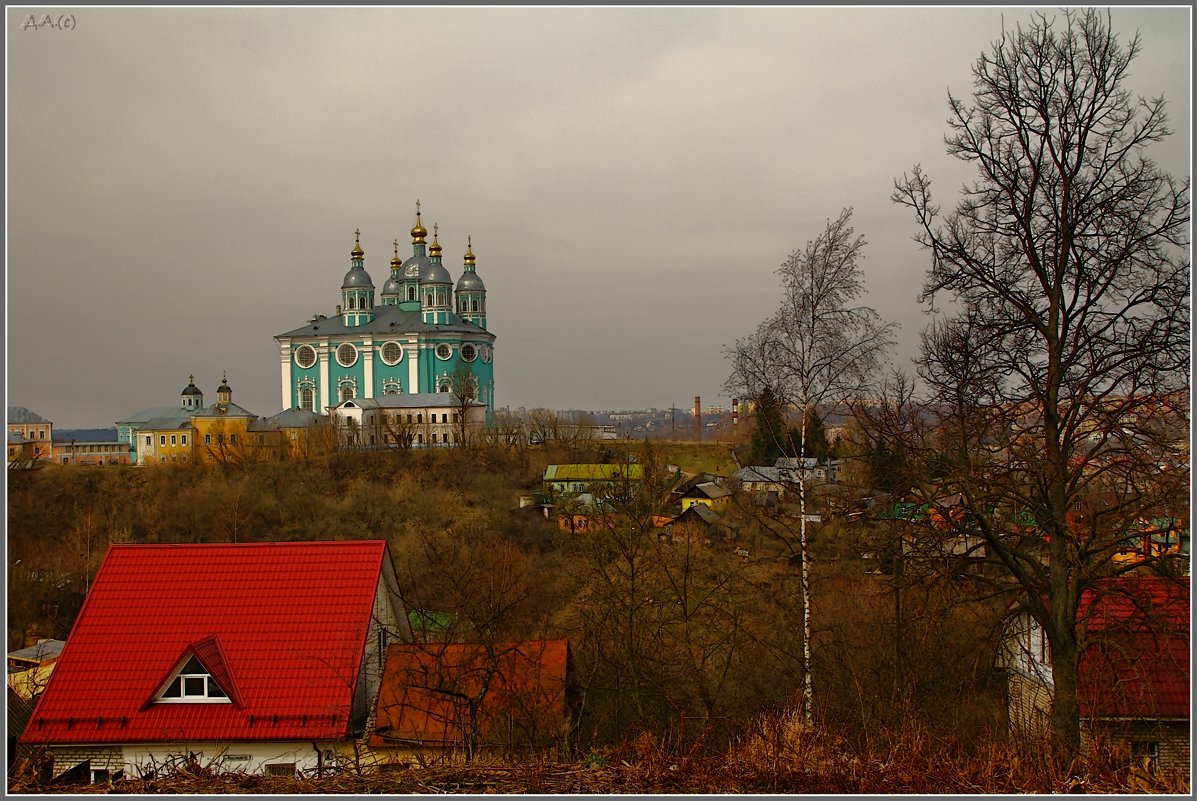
xmin=20 ymin=540 xmax=409 ymax=783
xmin=368 ymin=638 xmax=574 ymax=760
xmin=1003 ymin=576 xmax=1189 ymax=773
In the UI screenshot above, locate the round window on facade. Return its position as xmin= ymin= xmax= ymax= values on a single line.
xmin=336 ymin=343 xmax=358 ymax=367
xmin=380 ymin=341 xmax=403 ymax=365
xmin=435 ymin=344 xmax=452 ymax=360
xmin=295 ymin=345 xmax=317 ymax=369
xmin=461 ymin=344 xmax=477 ymax=362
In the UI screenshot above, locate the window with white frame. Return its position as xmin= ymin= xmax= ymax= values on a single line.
xmin=336 ymin=342 xmax=358 ymax=367
xmin=299 ymin=387 xmax=315 ymax=412
xmin=380 ymin=341 xmax=403 ymax=365
xmin=295 ymin=345 xmax=317 ymax=368
xmin=435 ymin=343 xmax=452 ymax=360
xmin=157 ymin=654 xmax=231 ymax=702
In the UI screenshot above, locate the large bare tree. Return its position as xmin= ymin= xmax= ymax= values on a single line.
xmin=726 ymin=207 xmax=895 ymax=724
xmin=892 ymin=9 xmax=1190 ymax=751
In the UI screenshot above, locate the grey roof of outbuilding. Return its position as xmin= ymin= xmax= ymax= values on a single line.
xmin=7 ymin=407 xmax=50 ymax=424
xmin=676 ymin=503 xmax=722 ymax=526
xmin=8 ymin=687 xmax=34 ymax=740
xmin=685 ymin=481 xmax=731 ymax=500
xmin=116 ymin=406 xmax=180 ymax=426
xmin=336 ymin=393 xmax=485 ymax=410
xmin=8 ymin=431 xmax=28 ymax=444
xmin=732 ymin=466 xmax=782 ymax=483
xmin=266 ymin=408 xmax=324 ymax=428
xmin=276 ymin=303 xmax=493 ymax=339
xmin=8 ymin=639 xmax=66 ymax=663
xmin=140 ymin=412 xmax=194 ymax=429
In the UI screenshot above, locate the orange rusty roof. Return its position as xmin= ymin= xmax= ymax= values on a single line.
xmin=1077 ymin=577 xmax=1189 ymax=720
xmin=370 ymin=638 xmax=570 ymax=749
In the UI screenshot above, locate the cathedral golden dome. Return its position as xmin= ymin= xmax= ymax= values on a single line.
xmin=410 ymin=200 xmax=427 ymax=243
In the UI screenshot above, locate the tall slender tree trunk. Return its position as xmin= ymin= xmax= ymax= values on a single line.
xmin=798 ymin=402 xmax=813 ymax=726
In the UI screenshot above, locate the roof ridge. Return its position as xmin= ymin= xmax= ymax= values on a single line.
xmin=108 ymin=539 xmax=388 ymax=550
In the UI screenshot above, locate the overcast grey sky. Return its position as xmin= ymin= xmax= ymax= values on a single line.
xmin=6 ymin=6 xmax=1190 ymax=428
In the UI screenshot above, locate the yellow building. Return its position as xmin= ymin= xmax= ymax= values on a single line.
xmin=191 ymin=375 xmax=277 ymax=465
xmin=139 ymin=414 xmax=196 ymax=465
xmin=679 ymin=481 xmax=731 ymax=512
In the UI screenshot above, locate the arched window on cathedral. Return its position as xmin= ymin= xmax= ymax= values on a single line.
xmin=408 ymin=286 xmax=416 ymax=301
xmin=347 ymin=297 xmax=356 ymax=310
xmin=340 ymin=385 xmax=355 ymax=402
xmin=426 ymin=293 xmax=433 ymax=306
xmin=472 ymin=299 xmax=479 ymax=312
xmin=299 ymin=387 xmax=315 ymax=412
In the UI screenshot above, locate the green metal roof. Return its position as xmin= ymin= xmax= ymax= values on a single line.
xmin=544 ymin=463 xmax=645 ymax=482
xmin=408 ymin=609 xmax=455 ymax=633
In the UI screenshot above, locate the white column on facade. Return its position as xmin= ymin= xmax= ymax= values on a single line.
xmin=318 ymin=337 xmax=331 ymax=413
xmin=362 ymin=335 xmax=375 ymax=399
xmin=278 ymin=337 xmax=292 ymax=410
xmin=407 ymin=337 xmax=419 ymax=394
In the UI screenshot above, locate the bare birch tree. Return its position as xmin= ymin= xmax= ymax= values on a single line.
xmin=725 ymin=207 xmax=895 ymax=724
xmin=891 ymin=9 xmax=1190 ymax=751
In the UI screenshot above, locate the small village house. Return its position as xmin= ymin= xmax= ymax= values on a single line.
xmin=20 ymin=540 xmax=408 ymax=783
xmin=678 ymin=481 xmax=731 ymax=513
xmin=1002 ymin=576 xmax=1189 ymax=774
xmin=543 ymin=464 xmax=644 ymax=496
xmin=7 ymin=639 xmax=66 ymax=701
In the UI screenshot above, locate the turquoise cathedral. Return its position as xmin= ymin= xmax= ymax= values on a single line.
xmin=275 ymin=203 xmax=495 ymax=417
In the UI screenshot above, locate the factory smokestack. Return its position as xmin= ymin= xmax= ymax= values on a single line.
xmin=694 ymin=396 xmax=702 ymax=442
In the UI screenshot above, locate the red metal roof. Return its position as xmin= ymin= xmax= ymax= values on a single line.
xmin=22 ymin=540 xmax=389 ymax=744
xmin=369 ymin=639 xmax=570 ymax=749
xmin=1077 ymin=577 xmax=1189 ymax=720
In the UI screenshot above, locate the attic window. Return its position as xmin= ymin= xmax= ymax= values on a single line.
xmin=156 ymin=655 xmax=231 ymax=703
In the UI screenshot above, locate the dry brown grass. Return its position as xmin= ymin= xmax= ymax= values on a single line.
xmin=11 ymin=709 xmax=1189 ymax=794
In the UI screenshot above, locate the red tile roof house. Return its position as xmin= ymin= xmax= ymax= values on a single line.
xmin=1002 ymin=576 xmax=1189 ymax=774
xmin=20 ymin=541 xmax=410 ymax=784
